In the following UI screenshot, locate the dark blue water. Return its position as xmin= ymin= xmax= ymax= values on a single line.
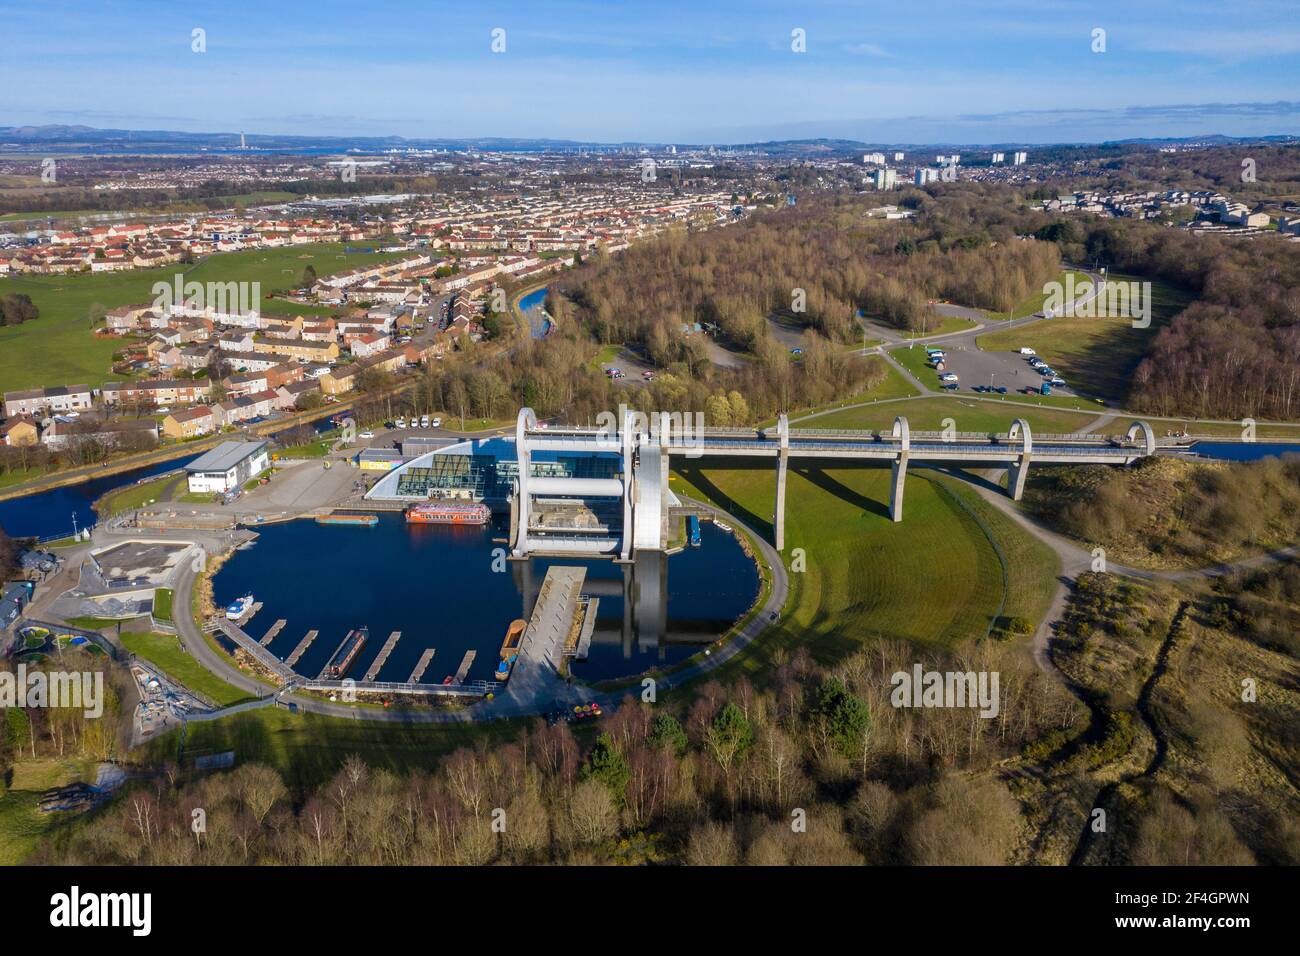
xmin=0 ymin=452 xmax=198 ymax=540
xmin=518 ymin=287 xmax=552 ymax=338
xmin=1190 ymin=442 xmax=1300 ymax=462
xmin=213 ymin=513 xmax=759 ymax=683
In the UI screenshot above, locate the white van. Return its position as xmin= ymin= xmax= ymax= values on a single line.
xmin=1019 ymin=347 xmax=1036 ymax=356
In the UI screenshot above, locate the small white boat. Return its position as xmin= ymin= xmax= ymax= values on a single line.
xmin=225 ymin=594 xmax=254 ymax=620
xmin=715 ymin=521 xmax=733 ymax=533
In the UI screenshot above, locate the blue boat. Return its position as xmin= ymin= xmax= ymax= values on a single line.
xmin=688 ymin=515 xmax=701 ymax=548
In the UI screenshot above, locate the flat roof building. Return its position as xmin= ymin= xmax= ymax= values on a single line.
xmin=184 ymin=440 xmax=270 ymax=495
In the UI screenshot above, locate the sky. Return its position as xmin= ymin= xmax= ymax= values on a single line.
xmin=2 ymin=0 xmax=1299 ymax=145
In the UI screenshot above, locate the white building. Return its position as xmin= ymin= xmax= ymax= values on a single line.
xmin=184 ymin=440 xmax=270 ymax=494
xmin=991 ymin=152 xmax=1005 ymax=164
xmin=1013 ymin=151 xmax=1028 ymax=165
xmin=862 ymin=152 xmax=886 ymax=165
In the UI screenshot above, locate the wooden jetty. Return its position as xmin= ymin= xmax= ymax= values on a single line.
xmin=453 ymin=650 xmax=476 ymax=684
xmin=260 ymin=619 xmax=287 ymax=647
xmin=363 ymin=631 xmax=402 ymax=682
xmin=409 ymin=649 xmax=436 ymax=683
xmin=285 ymin=630 xmax=318 ymax=668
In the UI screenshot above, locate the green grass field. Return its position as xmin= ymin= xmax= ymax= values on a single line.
xmin=0 ymin=756 xmax=91 ymax=865
xmin=152 ymin=588 xmax=174 ymax=623
xmin=976 ymin=273 xmax=1193 ymax=402
xmin=921 ymin=314 xmax=979 ymax=335
xmin=142 ymin=707 xmax=528 ymax=791
xmin=94 ymin=473 xmax=183 ymax=516
xmin=804 ymin=395 xmax=1102 ymax=435
xmin=0 ymin=243 xmax=412 ymax=393
xmin=671 ymin=463 xmax=1058 ymax=676
xmin=980 ymin=269 xmax=1092 ymax=322
xmin=119 ymin=631 xmax=252 ymax=707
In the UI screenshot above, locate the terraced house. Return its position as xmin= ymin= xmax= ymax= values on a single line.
xmin=100 ymin=378 xmax=212 ymax=407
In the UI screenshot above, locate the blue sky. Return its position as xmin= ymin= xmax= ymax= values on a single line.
xmin=2 ymin=0 xmax=1298 ymax=144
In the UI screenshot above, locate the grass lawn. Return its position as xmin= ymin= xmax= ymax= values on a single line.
xmin=63 ymin=616 xmax=134 ymax=631
xmin=0 ymin=243 xmax=413 ymax=393
xmin=976 ymin=273 xmax=1193 ymax=402
xmin=275 ymin=429 xmax=338 ymax=459
xmin=94 ymin=473 xmax=183 ymax=517
xmin=890 ymin=344 xmax=944 ymax=385
xmin=805 ymin=395 xmax=1101 ymax=435
xmin=920 ymin=314 xmax=979 ymax=336
xmin=141 ymin=707 xmax=528 ymax=791
xmin=119 ymin=631 xmax=253 ymax=707
xmin=590 ymin=344 xmax=623 ymax=370
xmin=980 ymin=269 xmax=1093 ymax=322
xmin=670 ymin=462 xmax=1057 ymax=679
xmin=0 ymin=466 xmax=51 ymax=491
xmin=0 ymin=756 xmax=91 ymax=865
xmin=152 ymin=588 xmax=174 ymax=623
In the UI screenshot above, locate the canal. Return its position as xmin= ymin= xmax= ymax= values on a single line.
xmin=0 ymin=416 xmax=337 ymax=541
xmin=212 ymin=512 xmax=760 ymax=684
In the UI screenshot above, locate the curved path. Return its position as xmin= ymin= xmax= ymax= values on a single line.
xmin=170 ymin=498 xmax=788 ymax=725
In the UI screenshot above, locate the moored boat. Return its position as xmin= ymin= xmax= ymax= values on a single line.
xmin=325 ymin=627 xmax=368 ymax=679
xmin=405 ymin=501 xmax=491 ymax=525
xmin=225 ymin=594 xmax=254 ymax=620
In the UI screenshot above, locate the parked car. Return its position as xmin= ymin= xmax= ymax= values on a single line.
xmin=430 ymin=417 xmax=442 ymax=427
xmin=420 ymin=415 xmax=430 ymax=428
xmin=941 ymin=382 xmax=960 ymax=390
xmin=994 ymin=385 xmax=1008 ymax=394
xmin=1019 ymin=347 xmax=1036 ymax=356
xmin=1049 ymin=377 xmax=1066 ymax=387
xmin=939 ymin=372 xmax=959 ymax=382
xmin=395 ymin=418 xmax=407 ymax=429
xmin=359 ymin=430 xmax=374 ymax=439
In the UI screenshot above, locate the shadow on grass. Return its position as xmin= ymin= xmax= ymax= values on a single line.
xmin=674 ymin=462 xmax=774 ymax=543
xmin=793 ymin=465 xmax=891 ymax=521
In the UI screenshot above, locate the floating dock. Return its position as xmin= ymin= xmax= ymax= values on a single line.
xmin=260 ymin=619 xmax=287 ymax=647
xmin=409 ymin=649 xmax=436 ymax=683
xmin=574 ymin=600 xmax=598 ymax=660
xmin=315 ymin=513 xmax=379 ymax=527
xmin=363 ymin=631 xmax=402 ymax=682
xmin=285 ymin=630 xmax=318 ymax=668
xmin=232 ymin=601 xmax=262 ymax=625
xmin=453 ymin=650 xmax=476 ymax=684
